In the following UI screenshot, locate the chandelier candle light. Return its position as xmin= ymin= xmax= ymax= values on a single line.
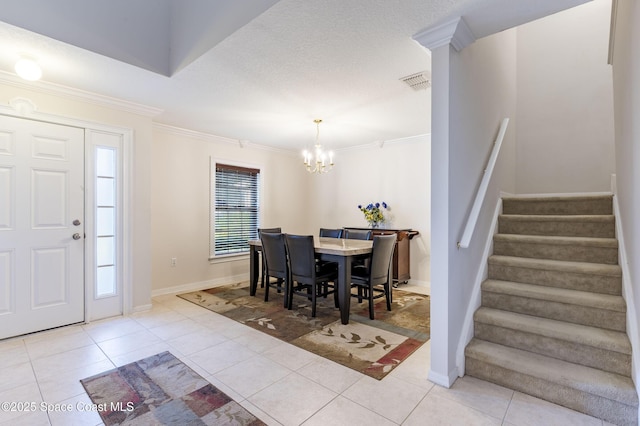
xmin=303 ymin=119 xmax=334 ymax=174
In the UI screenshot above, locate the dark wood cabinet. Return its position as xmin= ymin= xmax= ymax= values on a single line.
xmin=343 ymin=227 xmax=419 ymax=284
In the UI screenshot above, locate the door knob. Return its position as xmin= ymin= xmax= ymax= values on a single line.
xmin=73 ymin=219 xmax=81 ymax=226
xmin=72 ymin=233 xmax=82 ymax=240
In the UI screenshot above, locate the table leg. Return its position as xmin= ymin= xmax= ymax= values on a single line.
xmin=249 ymin=245 xmax=259 ymax=296
xmin=337 ymin=256 xmax=352 ymax=325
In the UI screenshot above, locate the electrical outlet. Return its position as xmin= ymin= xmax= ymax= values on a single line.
xmin=170 ymin=258 xmax=177 ymax=267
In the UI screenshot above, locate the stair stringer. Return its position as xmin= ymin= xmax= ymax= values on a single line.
xmin=455 ymin=195 xmax=504 ymax=378
xmin=613 ymin=192 xmax=640 ymax=420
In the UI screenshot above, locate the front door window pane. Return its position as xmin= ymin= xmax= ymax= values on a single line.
xmin=97 ymin=266 xmax=115 ymax=297
xmin=97 ymin=207 xmax=114 ymax=235
xmin=96 ymin=147 xmax=116 ymax=297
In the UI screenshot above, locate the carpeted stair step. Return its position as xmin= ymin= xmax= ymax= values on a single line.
xmin=488 ymin=255 xmax=622 ymax=295
xmin=493 ymin=234 xmax=619 ymax=264
xmin=470 ymin=194 xmax=637 ymax=425
xmin=474 ymin=307 xmax=632 ymax=376
xmin=502 ymin=195 xmax=613 ymax=215
xmin=498 ymin=214 xmax=615 ymax=238
xmin=481 ymin=279 xmax=626 ymax=331
xmin=465 ymin=339 xmax=638 ymax=426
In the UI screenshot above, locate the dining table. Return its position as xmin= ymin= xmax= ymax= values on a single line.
xmin=248 ymin=236 xmax=373 ymax=325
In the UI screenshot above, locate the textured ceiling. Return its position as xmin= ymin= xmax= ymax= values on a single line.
xmin=0 ymin=0 xmax=588 ymax=151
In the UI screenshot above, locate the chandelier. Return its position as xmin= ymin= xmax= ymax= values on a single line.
xmin=303 ymin=119 xmax=334 ymax=174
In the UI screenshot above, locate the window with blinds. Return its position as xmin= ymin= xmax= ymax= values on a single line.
xmin=212 ymin=163 xmax=260 ymax=257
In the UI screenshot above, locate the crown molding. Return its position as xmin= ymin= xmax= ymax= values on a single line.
xmin=153 ymin=122 xmax=429 ymax=155
xmin=413 ymin=16 xmax=476 ymax=52
xmin=339 ymin=133 xmax=431 ymax=153
xmin=153 ymin=122 xmax=298 ymax=156
xmin=0 ymin=71 xmax=163 ymax=117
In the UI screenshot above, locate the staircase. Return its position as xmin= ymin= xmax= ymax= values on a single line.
xmin=465 ymin=195 xmax=638 ymax=426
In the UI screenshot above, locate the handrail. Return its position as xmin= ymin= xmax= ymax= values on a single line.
xmin=457 ymin=118 xmax=509 ymax=249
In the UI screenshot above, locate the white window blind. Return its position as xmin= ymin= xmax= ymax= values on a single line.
xmin=212 ymin=163 xmax=260 ymax=257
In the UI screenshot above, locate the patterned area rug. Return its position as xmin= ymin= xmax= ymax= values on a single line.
xmin=80 ymin=351 xmax=265 ymax=425
xmin=178 ymin=282 xmax=430 ymax=380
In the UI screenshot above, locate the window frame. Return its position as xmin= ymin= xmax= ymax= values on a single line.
xmin=95 ymin=146 xmax=118 ymax=298
xmin=210 ymin=159 xmax=262 ymax=261
xmin=85 ymin=127 xmax=129 ymax=321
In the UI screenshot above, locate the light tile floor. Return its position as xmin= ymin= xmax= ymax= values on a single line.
xmin=0 ymin=288 xmax=614 ymax=426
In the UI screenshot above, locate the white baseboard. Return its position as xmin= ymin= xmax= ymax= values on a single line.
xmin=151 ymin=273 xmax=249 ymax=298
xmin=131 ymin=303 xmax=153 ymax=313
xmin=403 ymin=280 xmax=430 ymax=295
xmin=428 ymin=367 xmax=459 ymax=388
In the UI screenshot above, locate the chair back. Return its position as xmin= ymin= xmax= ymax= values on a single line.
xmin=344 ymin=229 xmax=372 ymax=240
xmin=284 ymin=234 xmax=316 ymax=283
xmin=260 ymin=232 xmax=287 ymax=278
xmin=258 ymin=227 xmax=282 ymax=236
xmin=319 ymin=228 xmax=343 ymax=238
xmin=369 ymin=234 xmax=396 ymax=284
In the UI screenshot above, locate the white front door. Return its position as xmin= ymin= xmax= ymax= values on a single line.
xmin=0 ymin=115 xmax=85 ymax=339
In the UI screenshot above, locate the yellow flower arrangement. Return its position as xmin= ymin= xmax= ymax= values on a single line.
xmin=358 ymin=202 xmax=389 ymax=228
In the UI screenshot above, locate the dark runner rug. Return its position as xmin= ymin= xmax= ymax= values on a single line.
xmin=178 ymin=282 xmax=430 ymax=380
xmin=80 ymin=351 xmax=265 ymax=425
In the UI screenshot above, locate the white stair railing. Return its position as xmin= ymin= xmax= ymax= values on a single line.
xmin=458 ymin=118 xmax=509 ymax=249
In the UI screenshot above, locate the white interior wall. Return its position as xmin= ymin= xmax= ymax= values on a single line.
xmin=515 ymin=0 xmax=615 ymax=194
xmin=150 ymin=126 xmax=309 ymax=294
xmin=611 ymin=0 xmax=640 ymax=399
xmin=150 ymin=128 xmax=432 ymax=294
xmin=308 ymin=135 xmax=432 ymax=287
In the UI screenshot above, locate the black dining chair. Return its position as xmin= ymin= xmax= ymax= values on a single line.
xmin=343 ymin=229 xmax=372 ymax=240
xmin=350 ymin=233 xmax=396 ymax=320
xmin=258 ymin=227 xmax=282 ymax=289
xmin=317 ymin=228 xmax=343 ymax=296
xmin=285 ymin=234 xmax=339 ymax=317
xmin=344 ymin=229 xmax=373 ymax=269
xmin=319 ymin=228 xmax=343 ymax=238
xmin=259 ymin=232 xmax=289 ymax=307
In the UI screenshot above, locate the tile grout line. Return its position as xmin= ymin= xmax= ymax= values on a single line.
xmin=500 ymin=389 xmax=515 ymax=425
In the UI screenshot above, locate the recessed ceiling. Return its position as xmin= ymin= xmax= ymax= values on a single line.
xmin=0 ymin=0 xmax=279 ymax=76
xmin=0 ymin=0 xmax=588 ymax=151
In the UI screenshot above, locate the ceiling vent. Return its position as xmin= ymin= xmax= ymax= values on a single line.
xmin=400 ymin=71 xmax=431 ymax=91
